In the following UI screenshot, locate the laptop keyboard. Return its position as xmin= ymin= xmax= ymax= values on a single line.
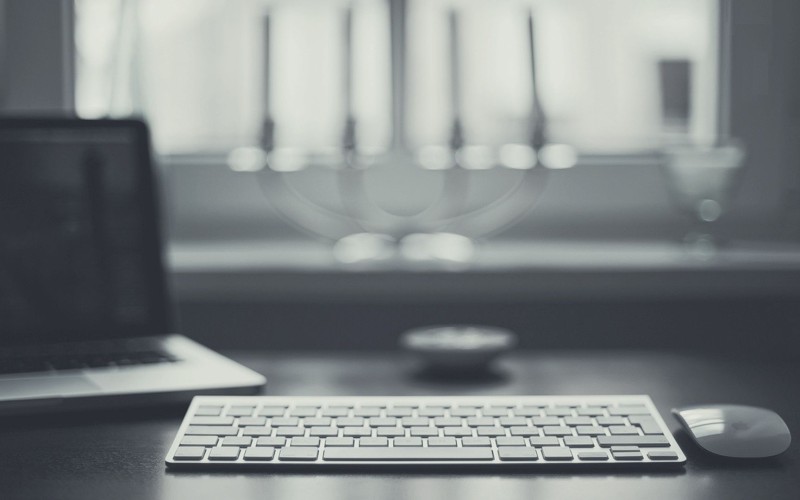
xmin=0 ymin=345 xmax=179 ymax=375
xmin=166 ymin=395 xmax=686 ymax=468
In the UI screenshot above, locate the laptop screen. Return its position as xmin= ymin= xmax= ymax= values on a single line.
xmin=0 ymin=119 xmax=170 ymax=346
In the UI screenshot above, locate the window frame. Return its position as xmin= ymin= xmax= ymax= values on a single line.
xmin=2 ymin=0 xmax=799 ymax=303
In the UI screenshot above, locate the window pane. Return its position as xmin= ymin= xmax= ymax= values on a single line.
xmin=406 ymin=0 xmax=719 ymax=151
xmin=75 ymin=0 xmax=719 ymax=154
xmin=75 ymin=0 xmax=391 ymax=154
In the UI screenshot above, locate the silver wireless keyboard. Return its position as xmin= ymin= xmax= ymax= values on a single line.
xmin=165 ymin=395 xmax=686 ymax=469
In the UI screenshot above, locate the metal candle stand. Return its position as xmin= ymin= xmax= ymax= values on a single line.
xmin=230 ymin=7 xmax=576 ymax=264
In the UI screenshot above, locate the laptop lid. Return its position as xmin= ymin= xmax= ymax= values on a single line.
xmin=0 ymin=118 xmax=172 ymax=347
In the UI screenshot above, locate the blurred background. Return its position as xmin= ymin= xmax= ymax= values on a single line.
xmin=1 ymin=0 xmax=799 ymax=354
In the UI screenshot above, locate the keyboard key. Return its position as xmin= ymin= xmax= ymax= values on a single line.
xmin=256 ymin=437 xmax=286 ymax=447
xmin=576 ymin=426 xmax=606 ymax=436
xmin=466 ymin=417 xmax=494 ymax=427
xmin=258 ymin=406 xmax=286 ymax=417
xmin=227 ymin=406 xmax=255 ymax=417
xmin=443 ymin=427 xmax=472 ymax=437
xmin=578 ymin=451 xmax=609 ymax=461
xmin=386 ymin=407 xmax=414 ymax=417
xmin=417 ymin=407 xmax=447 ymax=417
xmin=543 ymin=426 xmax=573 ymax=437
xmin=324 ymin=437 xmax=355 ymax=447
xmin=238 ymin=417 xmax=267 ymax=426
xmin=541 ymin=447 xmax=573 ymax=461
xmin=529 ymin=437 xmax=560 ymax=447
xmin=628 ymin=416 xmax=664 ymax=435
xmin=427 ymin=437 xmax=457 ymax=447
xmin=563 ymin=417 xmax=593 ymax=426
xmin=461 ymin=437 xmax=491 ymax=447
xmin=191 ymin=416 xmax=234 ymax=426
xmin=241 ymin=426 xmax=273 ymax=436
xmin=393 ymin=437 xmax=424 ymax=447
xmin=353 ymin=407 xmax=382 ymax=417
xmin=279 ymin=447 xmax=318 ymax=461
xmin=309 ymin=427 xmax=339 ymax=437
xmin=612 ymin=451 xmax=643 ymax=461
xmin=532 ymin=417 xmax=560 ymax=426
xmin=173 ymin=446 xmax=206 ymax=460
xmin=194 ymin=406 xmax=223 ymax=416
xmin=410 ymin=427 xmax=439 ymax=437
xmin=595 ymin=417 xmax=626 ymax=426
xmin=303 ymin=417 xmax=332 ymax=427
xmin=482 ymin=407 xmax=509 ymax=417
xmin=434 ymin=417 xmax=462 ymax=427
xmin=510 ymin=426 xmax=539 ymax=437
xmin=563 ymin=436 xmax=594 ymax=448
xmin=208 ymin=447 xmax=240 ymax=461
xmin=342 ymin=427 xmax=372 ymax=437
xmin=498 ymin=447 xmax=538 ymax=461
xmin=320 ymin=407 xmax=350 ymax=417
xmin=545 ymin=407 xmax=572 ymax=417
xmin=498 ymin=417 xmax=527 ymax=427
xmin=401 ymin=417 xmax=430 ymax=427
xmin=513 ymin=407 xmax=541 ymax=417
xmin=290 ymin=437 xmax=321 ymax=447
xmin=271 ymin=417 xmax=299 ymax=427
xmin=369 ymin=417 xmax=398 ymax=427
xmin=275 ymin=427 xmax=305 ymax=437
xmin=609 ymin=426 xmax=639 ymax=435
xmin=450 ymin=407 xmax=478 ymax=417
xmin=608 ymin=406 xmax=651 ymax=416
xmin=477 ymin=427 xmax=506 ymax=437
xmin=576 ymin=407 xmax=606 ymax=417
xmin=290 ymin=406 xmax=319 ymax=417
xmin=186 ymin=426 xmax=238 ymax=436
xmin=359 ymin=437 xmax=389 ymax=447
xmin=221 ymin=437 xmax=252 ymax=447
xmin=336 ymin=417 xmax=364 ymax=427
xmin=377 ymin=427 xmax=406 ymax=437
xmin=496 ymin=437 xmax=526 ymax=447
xmin=597 ymin=436 xmax=669 ymax=447
xmin=323 ymin=448 xmax=494 ymax=461
xmin=648 ymin=451 xmax=679 ymax=461
xmin=243 ymin=447 xmax=275 ymax=461
xmin=180 ymin=436 xmax=218 ymax=446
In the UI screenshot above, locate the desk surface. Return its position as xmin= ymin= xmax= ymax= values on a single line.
xmin=1 ymin=351 xmax=798 ymax=500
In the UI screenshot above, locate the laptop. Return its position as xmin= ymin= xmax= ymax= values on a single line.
xmin=0 ymin=117 xmax=265 ymax=414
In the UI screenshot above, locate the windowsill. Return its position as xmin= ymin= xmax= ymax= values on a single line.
xmin=168 ymin=238 xmax=800 ymax=301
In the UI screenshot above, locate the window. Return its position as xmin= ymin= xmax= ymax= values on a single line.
xmin=3 ymin=0 xmax=798 ymax=292
xmin=75 ymin=0 xmax=721 ymax=156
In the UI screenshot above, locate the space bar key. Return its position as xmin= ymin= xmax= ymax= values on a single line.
xmin=323 ymin=448 xmax=494 ymax=461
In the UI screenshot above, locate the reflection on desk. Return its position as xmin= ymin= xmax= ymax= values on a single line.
xmin=0 ymin=351 xmax=797 ymax=500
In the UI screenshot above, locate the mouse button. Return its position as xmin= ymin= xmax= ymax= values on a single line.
xmin=724 ymin=407 xmax=789 ymax=435
xmin=674 ymin=407 xmax=728 ymax=438
xmin=693 ymin=433 xmax=737 ymax=456
xmin=750 ymin=417 xmax=792 ymax=448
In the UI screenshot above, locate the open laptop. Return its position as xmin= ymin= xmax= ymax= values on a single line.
xmin=0 ymin=117 xmax=265 ymax=414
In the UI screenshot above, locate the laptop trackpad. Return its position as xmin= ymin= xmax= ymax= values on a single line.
xmin=0 ymin=375 xmax=102 ymax=400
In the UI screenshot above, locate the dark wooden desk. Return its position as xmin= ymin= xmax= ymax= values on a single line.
xmin=1 ymin=351 xmax=798 ymax=500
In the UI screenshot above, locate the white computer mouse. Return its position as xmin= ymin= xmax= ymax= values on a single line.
xmin=672 ymin=404 xmax=791 ymax=458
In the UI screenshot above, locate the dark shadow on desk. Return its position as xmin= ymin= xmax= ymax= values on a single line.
xmin=0 ymin=402 xmax=187 ymax=429
xmin=165 ymin=465 xmax=687 ymax=478
xmin=673 ymin=431 xmax=793 ymax=472
xmin=407 ymin=365 xmax=511 ymax=387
